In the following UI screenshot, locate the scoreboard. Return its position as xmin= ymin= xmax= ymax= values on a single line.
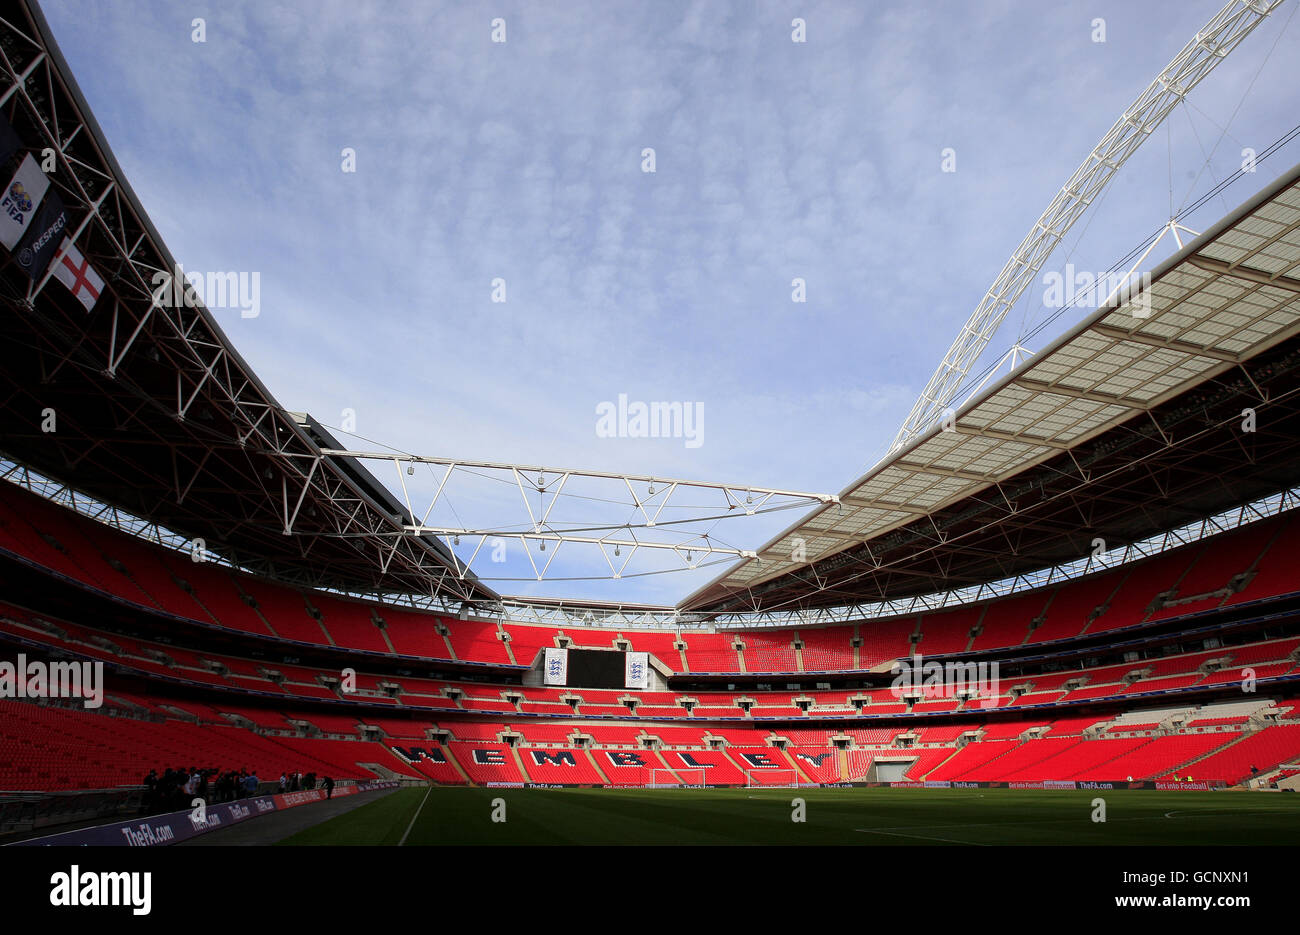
xmin=543 ymin=648 xmax=649 ymax=689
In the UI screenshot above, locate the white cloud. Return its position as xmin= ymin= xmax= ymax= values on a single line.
xmin=40 ymin=0 xmax=1300 ymax=603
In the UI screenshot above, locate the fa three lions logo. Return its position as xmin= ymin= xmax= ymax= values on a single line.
xmin=7 ymin=180 xmax=33 ymax=213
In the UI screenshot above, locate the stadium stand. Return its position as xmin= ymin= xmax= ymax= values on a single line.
xmin=4 ymin=477 xmax=1300 ymax=792
xmin=737 ymin=631 xmax=799 ymax=672
xmin=0 ymin=699 xmax=421 ymax=790
xmin=796 ymin=626 xmax=856 ymax=671
xmin=680 ymin=633 xmax=741 ymax=673
xmin=6 ymin=478 xmax=1300 ymax=675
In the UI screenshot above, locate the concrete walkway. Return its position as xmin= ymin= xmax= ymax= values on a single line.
xmin=179 ymin=786 xmax=402 ymax=846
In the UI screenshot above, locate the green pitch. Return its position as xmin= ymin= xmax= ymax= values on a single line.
xmin=276 ymin=785 xmax=1300 ymax=846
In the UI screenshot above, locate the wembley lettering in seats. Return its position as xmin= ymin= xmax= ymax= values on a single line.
xmin=605 ymin=751 xmax=647 ymax=767
xmin=473 ymin=749 xmax=507 ymax=765
xmin=391 ymin=745 xmax=448 ymax=764
xmin=740 ymin=752 xmax=779 ymax=768
xmin=677 ymin=753 xmax=712 ymax=768
xmin=795 ymin=752 xmax=834 ymax=767
xmin=531 ymin=750 xmax=577 ymax=766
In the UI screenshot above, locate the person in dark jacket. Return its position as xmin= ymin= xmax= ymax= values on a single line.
xmin=141 ymin=769 xmax=158 ymax=814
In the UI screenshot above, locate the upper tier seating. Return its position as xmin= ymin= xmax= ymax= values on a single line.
xmin=680 ymin=633 xmax=740 ymax=673
xmin=736 ymin=631 xmax=799 ymax=672
xmin=797 ymin=626 xmax=856 ymax=671
xmin=4 ymin=479 xmax=1300 ymax=670
xmin=620 ymin=631 xmax=684 ymax=671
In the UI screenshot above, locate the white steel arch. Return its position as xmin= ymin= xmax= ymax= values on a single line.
xmin=890 ymin=0 xmax=1284 ymax=455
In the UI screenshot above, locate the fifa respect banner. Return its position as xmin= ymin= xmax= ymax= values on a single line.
xmin=16 ymin=188 xmax=67 ymax=280
xmin=625 ymin=651 xmax=649 ymax=689
xmin=0 ymin=153 xmax=51 ymax=250
xmin=543 ymin=647 xmax=568 ymax=685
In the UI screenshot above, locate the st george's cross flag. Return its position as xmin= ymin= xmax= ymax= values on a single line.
xmin=51 ymin=237 xmax=105 ymax=311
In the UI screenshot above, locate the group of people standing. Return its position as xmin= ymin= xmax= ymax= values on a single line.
xmin=140 ymin=766 xmax=334 ymax=814
xmin=275 ymin=771 xmax=331 ymax=795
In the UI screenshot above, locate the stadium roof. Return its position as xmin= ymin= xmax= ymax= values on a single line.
xmin=3 ymin=0 xmax=1300 ymax=623
xmin=0 ymin=0 xmax=497 ymax=607
xmin=684 ymin=161 xmax=1300 ymax=615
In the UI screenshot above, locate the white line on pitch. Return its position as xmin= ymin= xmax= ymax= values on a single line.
xmin=398 ymin=785 xmax=433 ymax=847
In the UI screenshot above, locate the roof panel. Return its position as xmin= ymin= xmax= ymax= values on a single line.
xmin=686 ymin=165 xmax=1300 ymax=610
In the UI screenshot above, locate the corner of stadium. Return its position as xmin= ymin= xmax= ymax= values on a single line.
xmin=0 ymin=0 xmax=1297 ymax=919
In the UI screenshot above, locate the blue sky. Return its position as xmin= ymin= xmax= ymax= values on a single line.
xmin=40 ymin=0 xmax=1300 ymax=605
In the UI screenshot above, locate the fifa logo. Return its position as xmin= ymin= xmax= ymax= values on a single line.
xmin=7 ymin=181 xmax=32 ymax=212
xmin=2 ymin=180 xmax=34 ymax=221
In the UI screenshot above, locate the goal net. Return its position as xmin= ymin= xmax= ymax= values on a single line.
xmin=647 ymin=768 xmax=707 ymax=788
xmin=745 ymin=768 xmax=801 ymax=788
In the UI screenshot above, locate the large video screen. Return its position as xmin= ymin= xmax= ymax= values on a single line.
xmin=564 ymin=649 xmax=627 ymax=689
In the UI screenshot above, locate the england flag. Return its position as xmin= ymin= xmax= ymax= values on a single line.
xmin=51 ymin=238 xmax=105 ymax=311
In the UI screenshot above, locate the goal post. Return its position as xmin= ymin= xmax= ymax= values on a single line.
xmin=745 ymin=768 xmax=801 ymax=788
xmin=647 ymin=768 xmax=707 ymax=788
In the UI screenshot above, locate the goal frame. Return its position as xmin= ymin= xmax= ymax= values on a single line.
xmin=744 ymin=768 xmax=802 ymax=788
xmin=647 ymin=767 xmax=707 ymax=788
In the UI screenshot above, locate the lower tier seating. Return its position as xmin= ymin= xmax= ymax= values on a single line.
xmin=6 ymin=691 xmax=1300 ymax=791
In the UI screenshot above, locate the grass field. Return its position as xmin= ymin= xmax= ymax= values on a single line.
xmin=277 ymin=786 xmax=1300 ymax=846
